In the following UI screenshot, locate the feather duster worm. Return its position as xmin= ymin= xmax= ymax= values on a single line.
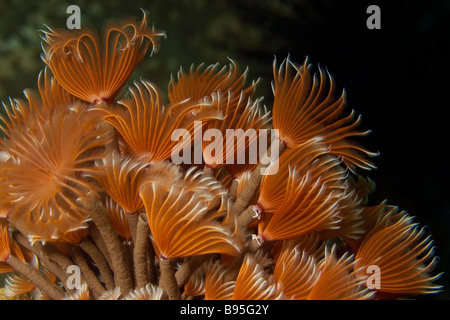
xmin=95 ymin=80 xmax=223 ymax=163
xmin=40 ymin=12 xmax=165 ymax=104
xmin=306 ymin=246 xmax=372 ymax=300
xmin=89 ymin=152 xmax=148 ymax=214
xmin=354 ymin=208 xmax=443 ymax=296
xmin=232 ymin=252 xmax=283 ymax=300
xmin=272 ymin=57 xmax=378 ymax=172
xmin=273 ymin=241 xmax=320 ymax=299
xmin=201 ymin=91 xmax=271 ymax=172
xmin=0 ymin=103 xmax=111 ymax=241
xmin=168 ymin=59 xmax=258 ymax=115
xmin=139 ymin=169 xmax=242 ymax=259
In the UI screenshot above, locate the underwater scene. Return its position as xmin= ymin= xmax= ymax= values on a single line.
xmin=0 ymin=0 xmax=448 ymax=303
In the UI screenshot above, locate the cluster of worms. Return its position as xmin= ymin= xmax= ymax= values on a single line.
xmin=0 ymin=13 xmax=442 ymax=300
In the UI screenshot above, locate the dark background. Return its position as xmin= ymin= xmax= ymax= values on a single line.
xmin=1 ymin=0 xmax=449 ymax=299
